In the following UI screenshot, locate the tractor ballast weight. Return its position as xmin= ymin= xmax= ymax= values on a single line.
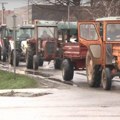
xmin=77 ymin=17 xmax=120 ymax=90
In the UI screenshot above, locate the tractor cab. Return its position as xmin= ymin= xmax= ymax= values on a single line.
xmin=57 ymin=21 xmax=78 ymax=43
xmin=17 ymin=25 xmax=34 ymax=41
xmin=16 ymin=25 xmax=35 ymax=57
xmin=78 ymin=16 xmax=120 ymax=90
xmin=35 ymin=21 xmax=58 ymax=60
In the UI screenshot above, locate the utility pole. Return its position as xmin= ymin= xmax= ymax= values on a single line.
xmin=12 ymin=15 xmax=17 ymax=80
xmin=67 ymin=0 xmax=70 ymax=42
xmin=67 ymin=0 xmax=70 ymax=29
xmin=0 ymin=2 xmax=7 ymax=24
xmin=28 ymin=0 xmax=29 ymax=23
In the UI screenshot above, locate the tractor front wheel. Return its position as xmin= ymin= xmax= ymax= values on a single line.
xmin=101 ymin=67 xmax=112 ymax=90
xmin=0 ymin=47 xmax=2 ymax=61
xmin=54 ymin=58 xmax=62 ymax=69
xmin=33 ymin=55 xmax=39 ymax=70
xmin=39 ymin=56 xmax=44 ymax=66
xmin=62 ymin=59 xmax=74 ymax=81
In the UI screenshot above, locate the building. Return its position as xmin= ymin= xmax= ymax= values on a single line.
xmin=0 ymin=10 xmax=14 ymax=24
xmin=14 ymin=4 xmax=93 ymax=24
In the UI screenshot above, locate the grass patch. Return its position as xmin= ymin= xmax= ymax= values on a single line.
xmin=0 ymin=70 xmax=38 ymax=89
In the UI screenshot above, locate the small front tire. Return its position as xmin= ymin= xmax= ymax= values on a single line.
xmin=39 ymin=56 xmax=44 ymax=66
xmin=33 ymin=55 xmax=39 ymax=70
xmin=101 ymin=67 xmax=112 ymax=90
xmin=62 ymin=59 xmax=74 ymax=81
xmin=54 ymin=58 xmax=62 ymax=69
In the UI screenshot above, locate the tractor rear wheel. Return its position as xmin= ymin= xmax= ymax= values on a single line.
xmin=101 ymin=67 xmax=112 ymax=90
xmin=0 ymin=47 xmax=1 ymax=60
xmin=33 ymin=55 xmax=39 ymax=70
xmin=62 ymin=59 xmax=74 ymax=81
xmin=2 ymin=47 xmax=7 ymax=62
xmin=86 ymin=51 xmax=102 ymax=87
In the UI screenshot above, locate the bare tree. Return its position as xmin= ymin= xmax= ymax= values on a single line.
xmin=30 ymin=0 xmax=82 ymax=6
xmin=83 ymin=0 xmax=120 ymax=18
xmin=28 ymin=0 xmax=120 ymax=21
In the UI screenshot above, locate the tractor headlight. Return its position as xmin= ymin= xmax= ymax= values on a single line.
xmin=112 ymin=57 xmax=115 ymax=64
xmin=57 ymin=48 xmax=59 ymax=51
xmin=40 ymin=48 xmax=44 ymax=51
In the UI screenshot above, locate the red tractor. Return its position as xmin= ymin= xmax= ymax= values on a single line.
xmin=77 ymin=17 xmax=120 ymax=90
xmin=26 ymin=20 xmax=62 ymax=70
xmin=60 ymin=22 xmax=87 ymax=81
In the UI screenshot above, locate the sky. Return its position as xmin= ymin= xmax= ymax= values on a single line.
xmin=0 ymin=0 xmax=89 ymax=10
xmin=0 ymin=0 xmax=27 ymax=10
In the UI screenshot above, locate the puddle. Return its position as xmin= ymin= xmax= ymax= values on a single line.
xmin=49 ymin=78 xmax=74 ymax=85
xmin=25 ymin=70 xmax=51 ymax=77
xmin=76 ymin=72 xmax=86 ymax=76
xmin=0 ymin=90 xmax=51 ymax=97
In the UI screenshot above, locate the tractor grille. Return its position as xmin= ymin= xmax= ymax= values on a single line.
xmin=46 ymin=42 xmax=56 ymax=55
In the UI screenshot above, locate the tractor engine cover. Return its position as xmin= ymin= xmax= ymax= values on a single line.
xmin=43 ymin=41 xmax=56 ymax=60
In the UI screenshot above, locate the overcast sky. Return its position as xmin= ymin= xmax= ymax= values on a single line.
xmin=0 ymin=0 xmax=27 ymax=10
xmin=0 ymin=0 xmax=89 ymax=10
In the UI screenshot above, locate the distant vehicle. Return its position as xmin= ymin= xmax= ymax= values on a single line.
xmin=9 ymin=24 xmax=35 ymax=66
xmin=26 ymin=20 xmax=62 ymax=70
xmin=58 ymin=22 xmax=87 ymax=81
xmin=78 ymin=17 xmax=120 ymax=90
xmin=0 ymin=24 xmax=12 ymax=62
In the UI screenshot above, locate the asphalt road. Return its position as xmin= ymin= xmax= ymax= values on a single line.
xmin=1 ymin=61 xmax=120 ymax=120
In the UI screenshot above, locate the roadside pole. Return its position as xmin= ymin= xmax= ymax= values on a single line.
xmin=0 ymin=2 xmax=7 ymax=24
xmin=12 ymin=15 xmax=17 ymax=80
xmin=68 ymin=2 xmax=70 ymax=29
xmin=67 ymin=2 xmax=70 ymax=42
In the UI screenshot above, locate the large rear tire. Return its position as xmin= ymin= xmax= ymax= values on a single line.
xmin=62 ymin=59 xmax=74 ymax=81
xmin=86 ymin=51 xmax=102 ymax=87
xmin=2 ymin=47 xmax=7 ymax=62
xmin=101 ymin=67 xmax=112 ymax=90
xmin=0 ymin=47 xmax=1 ymax=61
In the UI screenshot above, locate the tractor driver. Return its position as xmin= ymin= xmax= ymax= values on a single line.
xmin=19 ymin=30 xmax=30 ymax=41
xmin=41 ymin=31 xmax=51 ymax=39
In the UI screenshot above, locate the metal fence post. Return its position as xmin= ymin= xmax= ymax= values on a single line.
xmin=12 ymin=15 xmax=17 ymax=80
